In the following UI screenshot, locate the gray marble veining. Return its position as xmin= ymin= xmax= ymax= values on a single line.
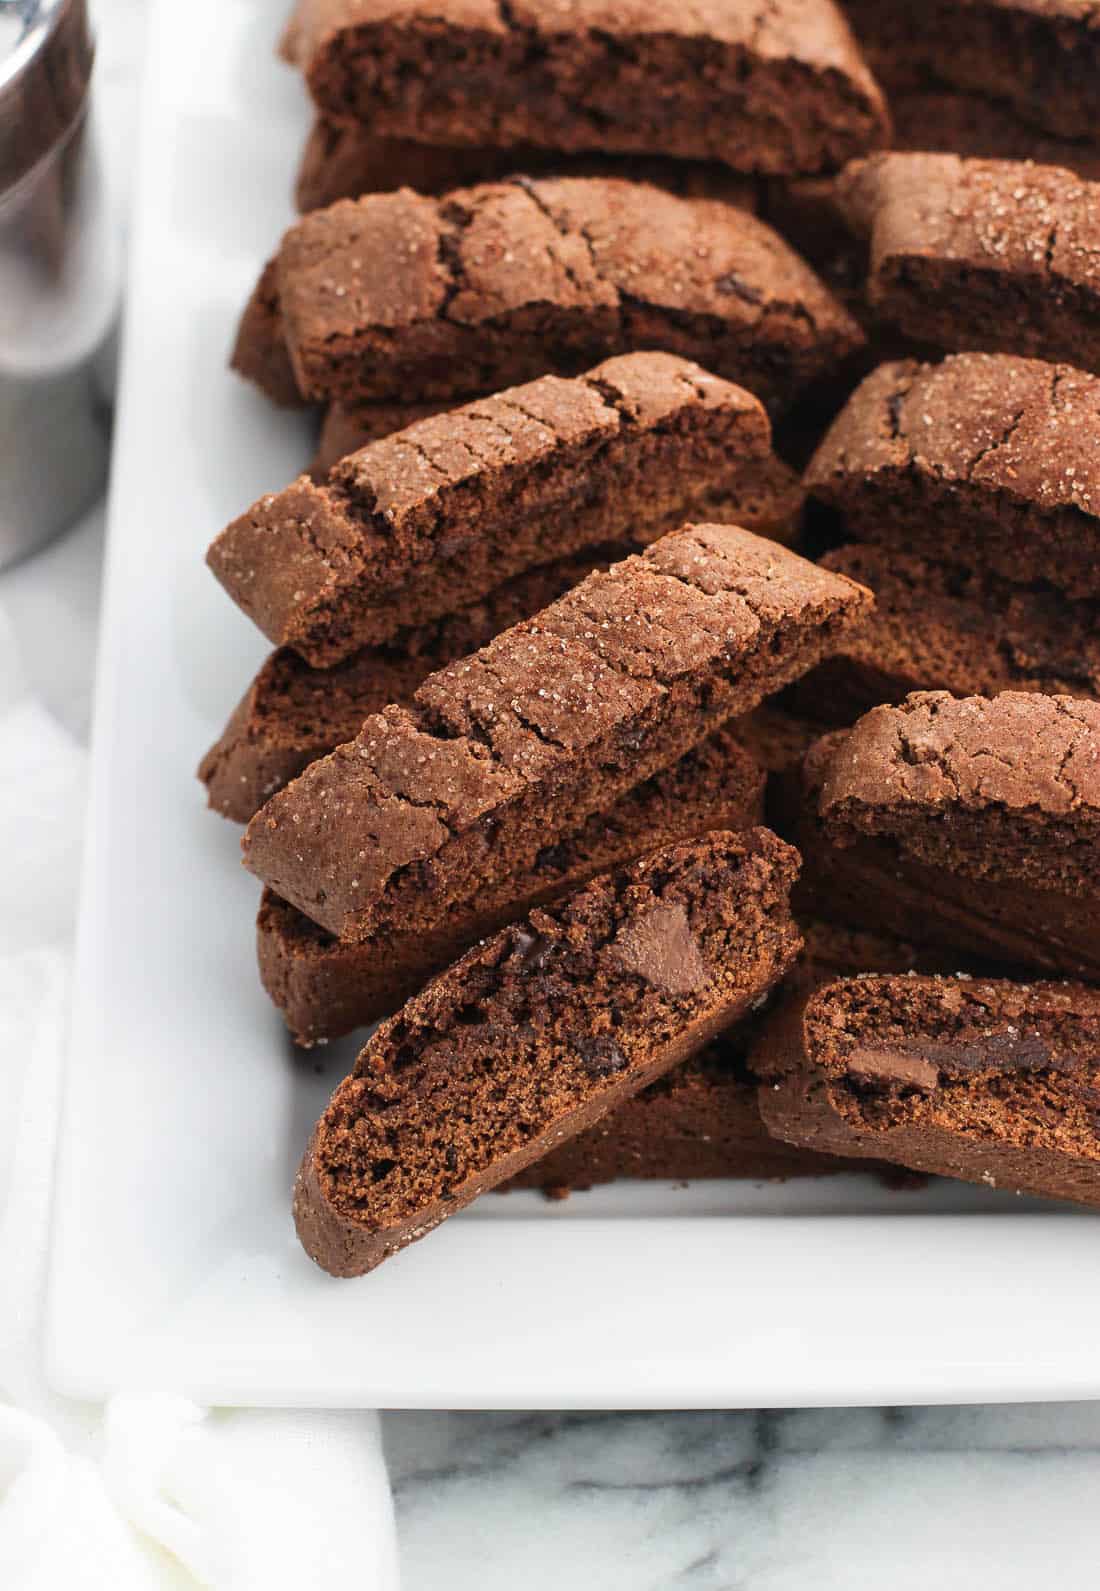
xmin=384 ymin=1406 xmax=1100 ymax=1589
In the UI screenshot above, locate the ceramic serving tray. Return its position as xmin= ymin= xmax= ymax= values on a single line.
xmin=45 ymin=0 xmax=1100 ymax=1408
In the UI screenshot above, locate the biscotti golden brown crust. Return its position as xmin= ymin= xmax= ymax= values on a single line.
xmin=271 ymin=177 xmax=864 ymax=410
xmin=207 ymin=353 xmax=790 ymax=665
xmin=284 ymin=0 xmax=888 ymax=175
xmin=804 ymin=353 xmax=1100 ymax=597
xmin=833 ymin=154 xmax=1100 ymax=372
xmin=754 ymin=972 xmax=1100 ymax=1208
xmin=258 ymin=725 xmax=766 ymax=1042
xmin=294 ymin=829 xmax=803 ymax=1276
xmin=242 ymin=523 xmax=873 ymax=941
xmin=841 ymin=0 xmax=1100 ymax=143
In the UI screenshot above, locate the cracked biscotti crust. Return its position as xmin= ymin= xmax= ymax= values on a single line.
xmin=754 ymin=972 xmax=1100 ymax=1208
xmin=208 ymin=352 xmax=783 ymax=664
xmin=293 ymin=116 xmax=759 ymax=212
xmin=805 ymin=353 xmax=1100 ymax=597
xmin=312 ymin=398 xmax=806 ymax=530
xmin=787 ymin=544 xmax=1100 ymax=724
xmin=833 ymin=154 xmax=1100 ymax=371
xmin=792 ymin=721 xmax=1100 ymax=980
xmin=200 ymin=549 xmax=620 ymax=823
xmin=293 ymin=829 xmax=803 ymax=1276
xmin=269 ymin=176 xmax=864 ymax=410
xmin=819 ymin=691 xmax=1100 ymax=898
xmin=841 ymin=0 xmax=1100 ymax=143
xmin=258 ymin=725 xmax=766 ymax=1043
xmin=283 ymin=0 xmax=888 ymax=176
xmin=310 ymin=399 xmax=453 ymax=477
xmin=242 ymin=523 xmax=873 ymax=941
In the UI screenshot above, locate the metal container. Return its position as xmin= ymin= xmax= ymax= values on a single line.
xmin=0 ymin=0 xmax=119 ymax=569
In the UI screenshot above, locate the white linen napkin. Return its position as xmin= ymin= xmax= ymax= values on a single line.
xmin=0 ymin=564 xmax=401 ymax=1589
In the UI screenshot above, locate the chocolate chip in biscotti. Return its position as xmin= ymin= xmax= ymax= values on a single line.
xmin=292 ymin=828 xmax=803 ymax=1277
xmin=786 ymin=545 xmax=1100 ymax=726
xmin=831 ymin=154 xmax=1100 ymax=373
xmin=257 ymin=725 xmax=766 ymax=1043
xmin=790 ymin=712 xmax=1100 ymax=982
xmin=841 ymin=0 xmax=1100 ymax=144
xmin=804 ymin=353 xmax=1100 ymax=598
xmin=506 ymin=911 xmax=972 ymax=1196
xmin=269 ymin=176 xmax=863 ymax=411
xmin=208 ymin=351 xmax=793 ymax=666
xmin=293 ymin=116 xmax=760 ymax=213
xmin=284 ymin=0 xmax=888 ymax=177
xmin=753 ymin=971 xmax=1100 ymax=1210
xmin=241 ymin=523 xmax=872 ymax=943
xmin=200 ymin=549 xmax=622 ymax=824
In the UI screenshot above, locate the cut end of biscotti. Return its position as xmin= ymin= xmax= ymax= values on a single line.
xmin=294 ymin=828 xmax=803 ymax=1276
xmin=754 ymin=973 xmax=1100 ymax=1208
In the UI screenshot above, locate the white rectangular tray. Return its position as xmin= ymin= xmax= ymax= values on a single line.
xmin=45 ymin=0 xmax=1100 ymax=1409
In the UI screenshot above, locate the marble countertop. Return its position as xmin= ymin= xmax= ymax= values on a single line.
xmin=5 ymin=3 xmax=1098 ymax=1586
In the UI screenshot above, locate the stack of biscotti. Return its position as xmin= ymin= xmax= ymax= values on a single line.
xmin=202 ymin=0 xmax=1100 ymax=1275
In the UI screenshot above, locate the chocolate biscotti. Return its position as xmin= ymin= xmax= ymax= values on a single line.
xmin=788 ymin=545 xmax=1100 ymax=725
xmin=231 ymin=260 xmax=306 ymax=409
xmin=805 ymin=354 xmax=1100 ymax=597
xmin=313 ymin=399 xmax=806 ymax=526
xmin=265 ymin=177 xmax=864 ymax=411
xmin=209 ymin=353 xmax=788 ymax=665
xmin=259 ymin=725 xmax=765 ymax=1043
xmin=283 ymin=0 xmax=889 ymax=176
xmin=201 ymin=550 xmax=618 ymax=822
xmin=294 ymin=117 xmax=759 ymax=213
xmin=888 ymin=91 xmax=1100 ymax=184
xmin=842 ymin=0 xmax=1100 ymax=143
xmin=242 ymin=524 xmax=872 ymax=941
xmin=833 ymin=155 xmax=1100 ymax=371
xmin=294 ymin=829 xmax=803 ymax=1275
xmin=793 ymin=717 xmax=1100 ymax=980
xmin=507 ymin=915 xmax=969 ymax=1194
xmin=819 ymin=691 xmax=1100 ymax=898
xmin=504 ymin=1036 xmax=859 ymax=1193
xmin=754 ymin=973 xmax=1100 ymax=1209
